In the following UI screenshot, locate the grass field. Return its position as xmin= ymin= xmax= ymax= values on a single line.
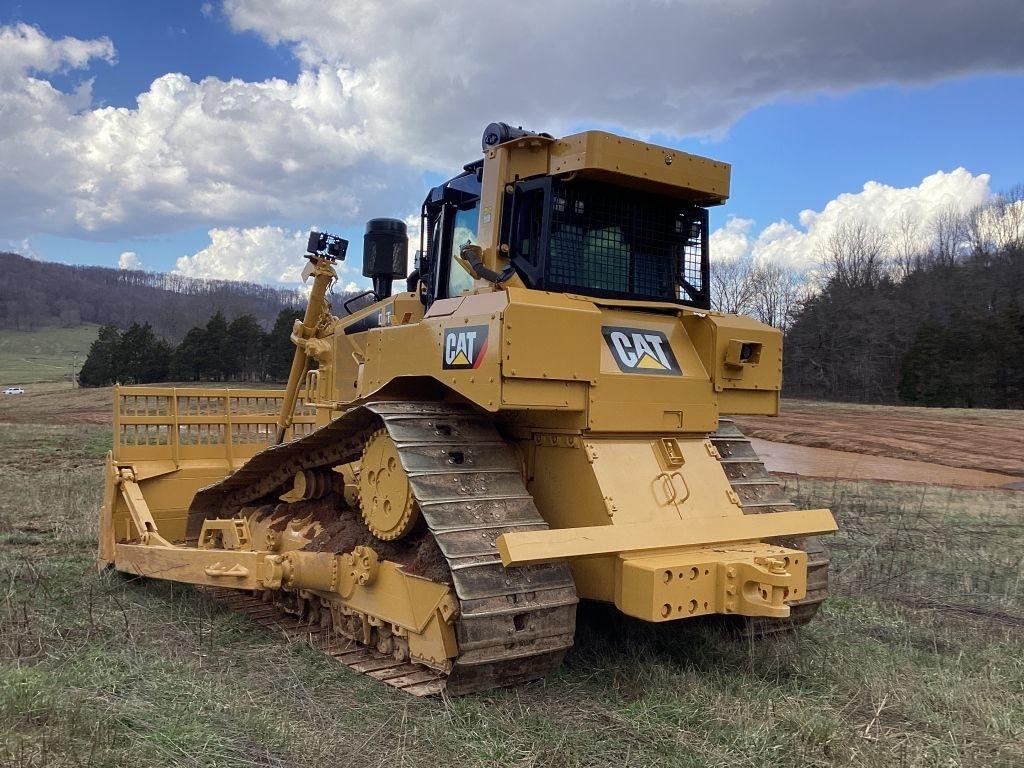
xmin=0 ymin=326 xmax=99 ymax=391
xmin=1 ymin=413 xmax=1022 ymax=766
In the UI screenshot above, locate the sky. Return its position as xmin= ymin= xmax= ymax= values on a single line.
xmin=1 ymin=0 xmax=1023 ymax=291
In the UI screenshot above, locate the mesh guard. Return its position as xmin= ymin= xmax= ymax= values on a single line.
xmin=542 ymin=179 xmax=708 ymax=306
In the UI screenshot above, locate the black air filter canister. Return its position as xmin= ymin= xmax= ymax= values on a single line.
xmin=362 ymin=218 xmax=408 ymax=279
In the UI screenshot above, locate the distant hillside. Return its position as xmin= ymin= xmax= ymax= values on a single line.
xmin=0 ymin=325 xmax=99 ymax=389
xmin=0 ymin=252 xmax=309 ymax=341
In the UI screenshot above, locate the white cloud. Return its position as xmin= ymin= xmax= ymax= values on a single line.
xmin=223 ymin=0 xmax=1024 ymax=166
xmin=174 ymin=224 xmax=365 ymax=286
xmin=0 ymin=23 xmax=114 ymax=76
xmin=2 ymin=4 xmax=1024 ymax=248
xmin=711 ymin=168 xmax=995 ymax=271
xmin=709 ymin=217 xmax=756 ymax=264
xmin=118 ymin=251 xmax=143 ymax=270
xmin=11 ymin=238 xmax=40 ymax=260
xmin=0 ymin=24 xmax=414 ymax=241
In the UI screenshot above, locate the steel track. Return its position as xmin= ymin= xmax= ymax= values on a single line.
xmin=710 ymin=418 xmax=830 ymax=630
xmin=187 ymin=407 xmax=823 ymax=696
xmin=191 ymin=401 xmax=578 ymax=696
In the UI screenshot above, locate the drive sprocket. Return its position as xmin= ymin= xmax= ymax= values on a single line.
xmin=358 ymin=428 xmax=419 ymax=540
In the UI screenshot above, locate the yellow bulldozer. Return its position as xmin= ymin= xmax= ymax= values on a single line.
xmin=98 ymin=122 xmax=836 ymax=696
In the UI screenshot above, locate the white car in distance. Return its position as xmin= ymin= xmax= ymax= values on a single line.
xmin=3 ymin=386 xmax=25 ymax=395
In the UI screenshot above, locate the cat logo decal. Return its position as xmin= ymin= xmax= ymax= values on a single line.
xmin=443 ymin=325 xmax=489 ymax=370
xmin=603 ymin=327 xmax=681 ymax=375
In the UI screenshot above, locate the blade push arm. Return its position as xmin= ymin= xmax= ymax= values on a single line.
xmin=276 ymin=255 xmax=337 ymax=443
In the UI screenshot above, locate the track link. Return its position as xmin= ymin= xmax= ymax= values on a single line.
xmin=202 ymin=586 xmax=448 ymax=696
xmin=711 ymin=418 xmax=830 ymax=630
xmin=191 ymin=401 xmax=578 ymax=696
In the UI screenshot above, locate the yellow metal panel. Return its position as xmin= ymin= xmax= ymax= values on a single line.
xmin=354 ymin=296 xmax=507 ymax=411
xmin=587 ymin=391 xmax=718 ymax=434
xmin=340 ymin=564 xmax=450 ymax=635
xmin=500 ymin=379 xmax=587 ymax=410
xmin=681 ymin=312 xmax=783 ymax=413
xmin=587 ymin=307 xmax=718 ymax=433
xmin=502 ymin=287 xmax=601 ymax=382
xmin=581 ymin=437 xmax=741 ymax=525
xmin=496 ymin=508 xmax=837 ymax=566
xmin=548 ymin=131 xmax=730 ymax=204
xmin=718 ymin=388 xmax=781 ymax=415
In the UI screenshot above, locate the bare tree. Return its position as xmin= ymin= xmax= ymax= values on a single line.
xmin=818 ymin=220 xmax=888 ymax=289
xmin=711 ymin=256 xmax=756 ymax=315
xmin=712 ymin=255 xmax=808 ymax=331
xmin=990 ymin=185 xmax=1024 ymax=254
xmin=930 ymin=205 xmax=969 ymax=266
xmin=890 ymin=210 xmax=926 ymax=280
xmin=748 ymin=262 xmax=806 ymax=331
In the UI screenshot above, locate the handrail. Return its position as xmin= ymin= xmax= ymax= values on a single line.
xmin=113 ymin=385 xmax=317 ymax=464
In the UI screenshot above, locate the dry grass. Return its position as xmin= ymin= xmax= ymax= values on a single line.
xmin=0 ymin=388 xmax=114 ymax=425
xmin=1 ymin=422 xmax=1022 ymax=767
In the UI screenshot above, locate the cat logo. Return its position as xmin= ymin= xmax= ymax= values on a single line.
xmin=602 ymin=326 xmax=681 ymax=376
xmin=443 ymin=325 xmax=489 ymax=370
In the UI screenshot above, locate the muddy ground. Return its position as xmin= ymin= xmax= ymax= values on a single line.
xmin=734 ymin=399 xmax=1024 ymax=478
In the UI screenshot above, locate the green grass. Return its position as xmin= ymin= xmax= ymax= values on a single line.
xmin=0 ymin=422 xmax=1022 ymax=767
xmin=0 ymin=325 xmax=99 ymax=390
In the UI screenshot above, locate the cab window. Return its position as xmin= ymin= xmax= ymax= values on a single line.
xmin=447 ymin=204 xmax=479 ymax=297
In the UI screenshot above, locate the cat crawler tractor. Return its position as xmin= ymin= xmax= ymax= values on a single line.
xmin=98 ymin=122 xmax=836 ymax=696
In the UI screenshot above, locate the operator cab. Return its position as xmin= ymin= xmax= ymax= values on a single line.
xmin=418 ymin=132 xmax=712 ymax=310
xmin=418 ymin=161 xmax=485 ymax=307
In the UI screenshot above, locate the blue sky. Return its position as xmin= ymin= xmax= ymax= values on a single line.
xmin=2 ymin=1 xmax=1023 ymax=284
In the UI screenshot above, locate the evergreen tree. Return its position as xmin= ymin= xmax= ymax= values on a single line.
xmin=201 ymin=310 xmax=230 ymax=380
xmin=170 ymin=327 xmax=207 ymax=381
xmin=78 ymin=325 xmax=120 ymax=387
xmin=140 ymin=336 xmax=172 ymax=382
xmin=265 ymin=308 xmax=303 ymax=381
xmin=115 ymin=322 xmax=170 ymax=384
xmin=227 ymin=314 xmax=267 ymax=381
xmin=898 ymin=322 xmax=956 ymax=406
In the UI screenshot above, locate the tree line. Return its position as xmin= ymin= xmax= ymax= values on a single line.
xmin=0 ymin=252 xmax=305 ymax=340
xmin=78 ymin=309 xmax=304 ymax=387
xmin=717 ymin=187 xmax=1024 ymax=408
